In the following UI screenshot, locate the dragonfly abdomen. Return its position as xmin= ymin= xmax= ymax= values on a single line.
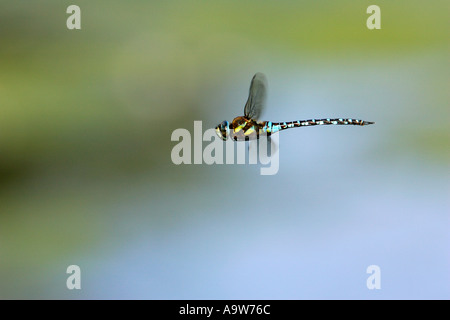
xmin=265 ymin=118 xmax=374 ymax=133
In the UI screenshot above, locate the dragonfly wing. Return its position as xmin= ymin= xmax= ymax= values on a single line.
xmin=244 ymin=72 xmax=268 ymax=121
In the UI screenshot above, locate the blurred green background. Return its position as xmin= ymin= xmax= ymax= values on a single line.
xmin=0 ymin=0 xmax=448 ymax=299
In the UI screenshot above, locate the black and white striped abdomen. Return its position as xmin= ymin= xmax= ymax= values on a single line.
xmin=263 ymin=118 xmax=374 ymax=133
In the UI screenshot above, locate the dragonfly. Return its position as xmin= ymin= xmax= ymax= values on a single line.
xmin=215 ymin=72 xmax=374 ymax=141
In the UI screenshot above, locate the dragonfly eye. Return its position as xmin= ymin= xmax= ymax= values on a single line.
xmin=215 ymin=121 xmax=229 ymax=141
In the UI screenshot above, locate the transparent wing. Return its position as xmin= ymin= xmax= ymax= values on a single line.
xmin=244 ymin=72 xmax=268 ymax=120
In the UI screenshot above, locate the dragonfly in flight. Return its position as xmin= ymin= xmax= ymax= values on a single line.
xmin=215 ymin=73 xmax=374 ymax=141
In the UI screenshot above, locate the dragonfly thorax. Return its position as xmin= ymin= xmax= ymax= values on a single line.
xmin=215 ymin=120 xmax=230 ymax=141
xmin=223 ymin=116 xmax=263 ymax=141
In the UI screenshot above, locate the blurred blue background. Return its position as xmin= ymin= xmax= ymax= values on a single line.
xmin=0 ymin=0 xmax=448 ymax=299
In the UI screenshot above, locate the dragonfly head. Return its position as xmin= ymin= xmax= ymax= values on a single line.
xmin=215 ymin=120 xmax=230 ymax=141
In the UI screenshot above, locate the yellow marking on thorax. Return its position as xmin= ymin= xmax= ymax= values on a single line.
xmin=244 ymin=127 xmax=255 ymax=136
xmin=233 ymin=124 xmax=246 ymax=133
